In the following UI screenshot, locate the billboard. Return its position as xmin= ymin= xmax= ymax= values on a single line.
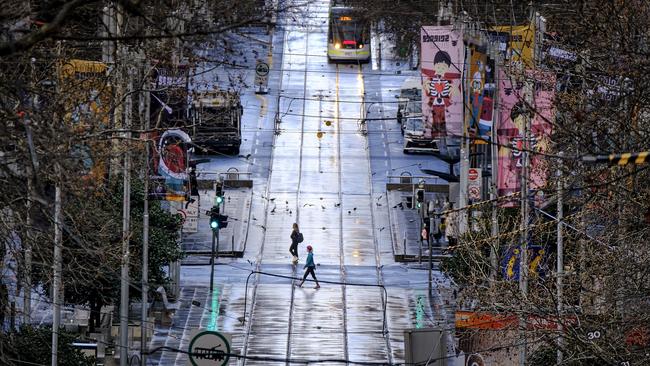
xmin=421 ymin=26 xmax=464 ymax=138
xmin=465 ymin=45 xmax=496 ymax=142
xmin=148 ymin=129 xmax=191 ymax=201
xmin=496 ymin=69 xmax=555 ymax=207
xmin=489 ymin=24 xmax=535 ymax=68
xmin=59 ymin=59 xmax=111 ymax=185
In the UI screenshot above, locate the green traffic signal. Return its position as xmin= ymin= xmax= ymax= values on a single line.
xmin=216 ymin=196 xmax=224 ymax=205
xmin=210 ymin=220 xmax=218 ymax=229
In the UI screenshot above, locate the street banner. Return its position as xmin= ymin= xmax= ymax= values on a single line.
xmin=59 ymin=59 xmax=111 ymax=184
xmin=149 ymin=129 xmax=191 ymax=201
xmin=464 ymin=45 xmax=496 ymax=142
xmin=489 ymin=24 xmax=535 ymax=68
xmin=501 ymin=245 xmax=546 ymax=281
xmin=496 ymin=70 xmax=555 ymax=207
xmin=421 ymin=26 xmax=464 ymax=138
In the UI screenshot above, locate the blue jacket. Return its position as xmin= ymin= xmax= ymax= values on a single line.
xmin=304 ymin=252 xmax=315 ymax=269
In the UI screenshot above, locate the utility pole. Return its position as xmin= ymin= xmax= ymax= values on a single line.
xmin=489 ymin=43 xmax=500 ymax=280
xmin=51 ymin=41 xmax=63 ymax=366
xmin=556 ymin=153 xmax=564 ymax=365
xmin=458 ymin=17 xmax=470 ymax=234
xmin=118 ymin=3 xmax=132 ymax=362
xmin=51 ymin=175 xmax=62 ymax=366
xmin=139 ymin=53 xmax=151 ymax=366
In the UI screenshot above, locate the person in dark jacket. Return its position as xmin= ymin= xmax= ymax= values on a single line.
xmin=298 ymin=245 xmax=320 ymax=289
xmin=289 ymin=223 xmax=301 ymax=260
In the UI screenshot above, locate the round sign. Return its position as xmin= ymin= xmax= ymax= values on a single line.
xmin=468 ymin=168 xmax=479 ymax=180
xmin=469 ymin=186 xmax=481 ymax=199
xmin=188 ymin=331 xmax=231 ymax=366
xmin=255 ymin=62 xmax=269 ymax=76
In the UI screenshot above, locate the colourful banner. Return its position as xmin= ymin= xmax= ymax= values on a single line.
xmin=501 ymin=245 xmax=546 ymax=281
xmin=421 ymin=26 xmax=464 ymax=138
xmin=465 ymin=45 xmax=496 ymax=142
xmin=59 ymin=59 xmax=111 ymax=185
xmin=489 ymin=24 xmax=535 ymax=68
xmin=497 ymin=70 xmax=555 ymax=206
xmin=149 ymin=129 xmax=191 ymax=201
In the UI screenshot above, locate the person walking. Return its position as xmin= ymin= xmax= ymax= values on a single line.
xmin=289 ymin=223 xmax=303 ymax=262
xmin=297 ymin=245 xmax=320 ymax=289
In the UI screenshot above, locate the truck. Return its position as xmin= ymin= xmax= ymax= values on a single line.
xmin=403 ymin=115 xmax=438 ymax=154
xmin=396 ymin=77 xmax=422 ymax=124
xmin=190 ymin=90 xmax=243 ymax=155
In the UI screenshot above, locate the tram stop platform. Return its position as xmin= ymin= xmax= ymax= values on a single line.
xmin=386 ymin=183 xmax=451 ymax=263
xmin=181 ymin=178 xmax=253 ymax=264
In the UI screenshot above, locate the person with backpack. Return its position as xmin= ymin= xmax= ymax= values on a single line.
xmin=297 ymin=245 xmax=320 ymax=289
xmin=290 ymin=223 xmax=303 ymax=261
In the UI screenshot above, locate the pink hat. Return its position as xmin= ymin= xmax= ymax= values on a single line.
xmin=306 ymin=245 xmax=313 ymax=251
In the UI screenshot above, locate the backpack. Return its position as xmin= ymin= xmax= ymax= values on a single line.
xmin=297 ymin=232 xmax=304 ymax=243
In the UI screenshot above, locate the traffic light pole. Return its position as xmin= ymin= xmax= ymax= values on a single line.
xmin=210 ymin=229 xmax=216 ymax=294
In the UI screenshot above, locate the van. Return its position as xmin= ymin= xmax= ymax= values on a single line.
xmin=396 ymin=77 xmax=422 ymax=124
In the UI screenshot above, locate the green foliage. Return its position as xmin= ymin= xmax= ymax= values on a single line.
xmin=4 ymin=326 xmax=95 ymax=366
xmin=32 ymin=176 xmax=184 ymax=311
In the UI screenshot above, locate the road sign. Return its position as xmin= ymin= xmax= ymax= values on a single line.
xmin=254 ymin=59 xmax=269 ymax=94
xmin=188 ymin=330 xmax=231 ymax=366
xmin=255 ymin=61 xmax=269 ymax=77
xmin=177 ymin=199 xmax=199 ymax=233
xmin=467 ymin=168 xmax=482 ymax=201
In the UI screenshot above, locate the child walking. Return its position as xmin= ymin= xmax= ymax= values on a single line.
xmin=298 ymin=245 xmax=320 ymax=289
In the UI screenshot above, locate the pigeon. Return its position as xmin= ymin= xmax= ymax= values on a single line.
xmin=377 ymin=194 xmax=383 ymax=200
xmin=320 ymin=197 xmax=323 ymax=200
xmin=270 ymin=207 xmax=276 ymax=214
xmin=252 ymin=216 xmax=257 ymax=221
xmin=259 ymin=225 xmax=266 ymax=231
xmin=245 ymin=154 xmax=252 ymax=159
xmin=285 ymin=200 xmax=289 ymax=205
xmin=321 ymin=205 xmax=326 ymax=210
xmin=303 ymin=203 xmax=314 ymax=207
xmin=353 ymin=207 xmax=357 ymax=211
xmin=334 ymin=203 xmax=341 ymax=207
xmin=348 ymin=210 xmax=351 ymax=214
xmin=376 ymin=202 xmax=382 ymax=206
xmin=270 ymin=197 xmax=276 ymax=202
xmin=379 ymin=227 xmax=385 ymax=232
xmin=289 ymin=210 xmax=293 ymax=215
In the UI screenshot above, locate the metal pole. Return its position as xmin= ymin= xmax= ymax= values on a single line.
xmin=518 ymin=83 xmax=531 ymax=366
xmin=140 ymin=58 xmax=150 ymax=366
xmin=489 ymin=48 xmax=500 ymax=280
xmin=209 ymin=229 xmax=216 ymax=293
xmin=51 ymin=180 xmax=62 ymax=366
xmin=119 ymin=44 xmax=132 ymax=366
xmin=556 ymin=155 xmax=564 ymax=365
xmin=458 ymin=39 xmax=471 ymax=234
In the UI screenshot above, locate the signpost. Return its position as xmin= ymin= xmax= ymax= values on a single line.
xmin=187 ymin=330 xmax=231 ymax=366
xmin=468 ymin=168 xmax=482 ymax=201
xmin=254 ymin=59 xmax=269 ymax=94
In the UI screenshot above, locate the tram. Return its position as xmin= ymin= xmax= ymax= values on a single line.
xmin=327 ymin=5 xmax=370 ymax=63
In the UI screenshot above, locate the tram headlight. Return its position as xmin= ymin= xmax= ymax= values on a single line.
xmin=358 ymin=44 xmax=363 ymax=49
xmin=335 ymin=42 xmax=341 ymax=49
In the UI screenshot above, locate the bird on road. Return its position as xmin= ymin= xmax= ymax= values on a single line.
xmin=269 ymin=197 xmax=276 ymax=202
xmin=334 ymin=203 xmax=341 ymax=207
xmin=353 ymin=207 xmax=357 ymax=211
xmin=379 ymin=227 xmax=385 ymax=232
xmin=321 ymin=205 xmax=326 ymax=210
xmin=377 ymin=194 xmax=383 ymax=200
xmin=270 ymin=207 xmax=276 ymax=214
xmin=303 ymin=203 xmax=314 ymax=207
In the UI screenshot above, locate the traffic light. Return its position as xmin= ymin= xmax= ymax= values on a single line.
xmin=209 ymin=205 xmax=220 ymax=229
xmin=415 ymin=189 xmax=425 ymax=209
xmin=215 ymin=181 xmax=224 ymax=205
